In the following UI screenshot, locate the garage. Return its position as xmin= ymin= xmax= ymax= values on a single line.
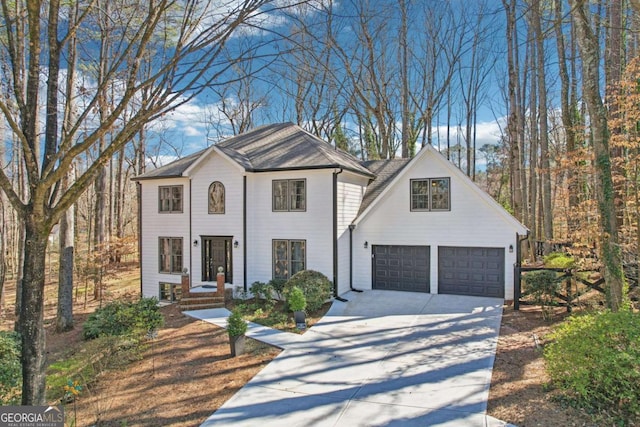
xmin=372 ymin=245 xmax=430 ymax=292
xmin=438 ymin=246 xmax=505 ymax=298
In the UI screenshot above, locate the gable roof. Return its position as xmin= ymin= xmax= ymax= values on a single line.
xmin=133 ymin=123 xmax=374 ymax=180
xmin=355 ymin=144 xmax=528 ymax=233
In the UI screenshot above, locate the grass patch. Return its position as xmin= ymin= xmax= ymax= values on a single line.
xmin=230 ymin=299 xmax=330 ymax=333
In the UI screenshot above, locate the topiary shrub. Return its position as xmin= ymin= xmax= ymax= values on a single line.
xmin=544 ymin=310 xmax=640 ymax=422
xmin=0 ymin=331 xmax=21 ymax=405
xmin=284 ymin=270 xmax=332 ymax=312
xmin=227 ymin=309 xmax=248 ymax=337
xmin=287 ymin=286 xmax=307 ymax=312
xmin=83 ymin=297 xmax=163 ymax=340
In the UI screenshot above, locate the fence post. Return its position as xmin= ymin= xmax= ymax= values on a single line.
xmin=514 ymin=264 xmax=521 ymax=311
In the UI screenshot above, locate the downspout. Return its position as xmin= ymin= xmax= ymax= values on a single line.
xmin=333 ymin=169 xmax=348 ymax=302
xmin=349 ymin=224 xmax=363 ymax=292
xmin=136 ymin=182 xmax=142 ymax=297
xmin=189 ymin=179 xmax=193 ymax=286
xmin=243 ymin=175 xmax=248 ymax=292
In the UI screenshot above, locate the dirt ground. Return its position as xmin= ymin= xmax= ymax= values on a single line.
xmin=487 ymin=305 xmax=598 ymax=427
xmin=1 ymin=270 xmax=607 ymax=426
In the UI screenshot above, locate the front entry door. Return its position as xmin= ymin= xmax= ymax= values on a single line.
xmin=202 ymin=237 xmax=232 ymax=283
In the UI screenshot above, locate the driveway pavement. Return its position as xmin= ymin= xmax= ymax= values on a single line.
xmin=186 ymin=291 xmax=510 ymax=427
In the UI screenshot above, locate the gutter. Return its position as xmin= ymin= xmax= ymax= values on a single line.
xmin=333 ymin=169 xmax=348 ymax=302
xmin=348 ymin=224 xmax=363 ymax=293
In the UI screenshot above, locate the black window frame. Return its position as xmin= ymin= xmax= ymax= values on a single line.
xmin=272 ymin=239 xmax=306 ymax=280
xmin=410 ymin=178 xmax=451 ymax=212
xmin=159 ymin=237 xmax=183 ymax=274
xmin=272 ymin=179 xmax=306 ymax=212
xmin=158 ymin=185 xmax=183 ymax=213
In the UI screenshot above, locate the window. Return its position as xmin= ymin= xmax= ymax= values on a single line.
xmin=273 ymin=240 xmax=306 ymax=280
xmin=208 ymin=181 xmax=225 ymax=214
xmin=273 ymin=179 xmax=306 ymax=211
xmin=410 ymin=178 xmax=450 ymax=211
xmin=159 ymin=283 xmax=182 ymax=302
xmin=159 ymin=185 xmax=183 ymax=213
xmin=159 ymin=237 xmax=183 ymax=273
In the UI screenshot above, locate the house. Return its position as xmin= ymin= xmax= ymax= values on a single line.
xmin=132 ymin=123 xmax=528 ymax=305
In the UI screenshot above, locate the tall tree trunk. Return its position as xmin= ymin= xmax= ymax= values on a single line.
xmin=56 ymin=167 xmax=75 ymax=332
xmin=533 ymin=0 xmax=553 ymax=251
xmin=20 ymin=212 xmax=49 ymax=405
xmin=570 ymin=0 xmax=626 ymax=311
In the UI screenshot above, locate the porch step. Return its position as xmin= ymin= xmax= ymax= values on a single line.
xmin=179 ymin=302 xmax=226 ymax=310
xmin=179 ymin=296 xmax=225 ymax=311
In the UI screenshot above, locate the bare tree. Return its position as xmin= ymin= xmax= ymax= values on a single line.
xmin=569 ymin=0 xmax=626 ymax=310
xmin=0 ymin=0 xmax=294 ymax=404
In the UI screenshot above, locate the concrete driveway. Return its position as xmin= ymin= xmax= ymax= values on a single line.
xmin=193 ymin=291 xmax=508 ymax=427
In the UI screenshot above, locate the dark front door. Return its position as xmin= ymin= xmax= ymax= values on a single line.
xmin=202 ymin=237 xmax=232 ymax=283
xmin=372 ymin=245 xmax=430 ymax=292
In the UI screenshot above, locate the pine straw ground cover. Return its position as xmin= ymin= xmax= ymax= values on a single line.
xmin=0 ymin=270 xmax=618 ymax=426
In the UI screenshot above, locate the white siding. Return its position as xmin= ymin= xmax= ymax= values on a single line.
xmin=245 ymin=169 xmax=335 ymax=286
xmin=351 ymin=149 xmax=526 ymax=300
xmin=336 ymin=172 xmax=370 ymax=295
xmin=189 ymin=153 xmax=245 ymax=288
xmin=140 ymin=178 xmax=190 ymax=299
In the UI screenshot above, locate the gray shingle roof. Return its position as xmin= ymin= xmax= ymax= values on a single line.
xmin=134 ymin=123 xmax=375 ymax=180
xmin=359 ymin=159 xmax=411 ymax=215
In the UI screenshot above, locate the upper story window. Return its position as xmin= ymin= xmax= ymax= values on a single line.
xmin=208 ymin=181 xmax=225 ymax=214
xmin=410 ymin=178 xmax=450 ymax=211
xmin=159 ymin=185 xmax=183 ymax=213
xmin=273 ymin=179 xmax=306 ymax=212
xmin=159 ymin=237 xmax=183 ymax=273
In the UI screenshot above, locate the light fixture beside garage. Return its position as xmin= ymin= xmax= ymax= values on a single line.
xmin=364 ymin=241 xmax=368 ymax=249
xmin=509 ymin=244 xmax=513 ymax=253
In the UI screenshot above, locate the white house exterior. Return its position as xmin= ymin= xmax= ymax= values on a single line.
xmin=134 ymin=123 xmax=528 ymax=303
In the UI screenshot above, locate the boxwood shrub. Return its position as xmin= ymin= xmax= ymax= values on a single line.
xmin=284 ymin=270 xmax=332 ymax=312
xmin=544 ymin=310 xmax=640 ymax=422
xmin=83 ymin=297 xmax=163 ymax=340
xmin=0 ymin=331 xmax=21 ymax=405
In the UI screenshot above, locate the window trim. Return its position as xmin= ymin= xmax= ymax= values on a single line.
xmin=158 ymin=237 xmax=183 ymax=274
xmin=272 ymin=179 xmax=307 ymax=212
xmin=272 ymin=239 xmax=307 ymax=280
xmin=158 ymin=185 xmax=184 ymax=213
xmin=208 ymin=181 xmax=225 ymax=214
xmin=410 ymin=177 xmax=451 ymax=212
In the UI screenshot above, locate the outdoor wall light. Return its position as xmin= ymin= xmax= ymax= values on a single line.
xmin=509 ymin=244 xmax=513 ymax=253
xmin=234 ymin=240 xmax=239 ymax=248
xmin=364 ymin=241 xmax=368 ymax=249
xmin=193 ymin=239 xmax=198 ymax=247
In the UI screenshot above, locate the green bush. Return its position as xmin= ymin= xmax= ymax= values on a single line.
xmin=284 ymin=270 xmax=332 ymax=312
xmin=544 ymin=252 xmax=575 ymax=269
xmin=82 ymin=297 xmax=163 ymax=340
xmin=250 ymin=281 xmax=274 ymax=301
xmin=227 ymin=309 xmax=247 ymax=337
xmin=0 ymin=331 xmax=21 ymax=405
xmin=544 ymin=310 xmax=640 ymax=422
xmin=524 ymin=270 xmax=561 ymax=318
xmin=269 ymin=279 xmax=287 ymax=300
xmin=287 ymin=286 xmax=307 ymax=312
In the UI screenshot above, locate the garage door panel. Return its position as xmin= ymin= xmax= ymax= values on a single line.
xmin=438 ymin=246 xmax=505 ymax=298
xmin=373 ymin=245 xmax=430 ymax=293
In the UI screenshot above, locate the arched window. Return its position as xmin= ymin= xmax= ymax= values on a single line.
xmin=208 ymin=181 xmax=225 ymax=214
